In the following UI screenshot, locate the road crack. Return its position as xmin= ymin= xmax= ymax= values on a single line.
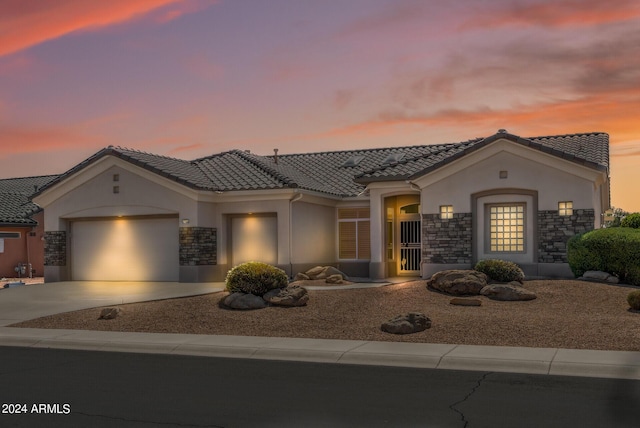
xmin=449 ymin=371 xmax=492 ymax=427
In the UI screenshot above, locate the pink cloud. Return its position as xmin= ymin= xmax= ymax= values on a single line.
xmin=153 ymin=0 xmax=218 ymax=24
xmin=0 ymin=0 xmax=182 ymax=57
xmin=460 ymin=0 xmax=640 ymax=29
xmin=0 ymin=124 xmax=104 ymax=157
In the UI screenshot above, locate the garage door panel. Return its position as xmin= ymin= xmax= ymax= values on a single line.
xmin=71 ymin=217 xmax=178 ymax=281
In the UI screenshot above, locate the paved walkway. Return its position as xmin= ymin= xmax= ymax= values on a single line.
xmin=1 ymin=280 xmax=639 ymax=380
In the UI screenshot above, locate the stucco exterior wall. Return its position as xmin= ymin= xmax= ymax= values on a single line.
xmin=420 ymin=151 xmax=598 ymax=216
xmin=291 ymin=201 xmax=335 ymax=266
xmin=42 ymin=165 xmax=195 ymax=228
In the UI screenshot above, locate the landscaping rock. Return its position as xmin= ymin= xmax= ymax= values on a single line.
xmin=98 ymin=307 xmax=121 ymax=320
xmin=305 ymin=266 xmax=326 ymax=278
xmin=325 ymin=274 xmax=345 ymax=284
xmin=480 ymin=282 xmax=537 ymax=301
xmin=427 ymin=270 xmax=488 ymax=296
xmin=579 ymin=270 xmax=619 ymax=284
xmin=223 ymin=292 xmax=268 ymax=309
xmin=293 ymin=272 xmax=310 ymax=281
xmin=304 ymin=266 xmax=348 ymax=280
xmin=450 ymin=298 xmax=482 ymax=306
xmin=381 ymin=312 xmax=431 ymax=334
xmin=263 ymin=286 xmax=309 ymax=307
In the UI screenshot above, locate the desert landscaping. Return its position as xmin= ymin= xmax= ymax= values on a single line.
xmin=11 ymin=278 xmax=640 ymax=352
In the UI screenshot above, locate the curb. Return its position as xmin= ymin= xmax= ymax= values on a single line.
xmin=2 ymin=328 xmax=639 ymax=380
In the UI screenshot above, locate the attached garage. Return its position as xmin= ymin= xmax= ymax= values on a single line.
xmin=70 ymin=216 xmax=179 ymax=281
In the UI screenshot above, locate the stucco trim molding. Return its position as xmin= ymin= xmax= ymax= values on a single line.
xmin=471 ymin=188 xmax=539 ymax=265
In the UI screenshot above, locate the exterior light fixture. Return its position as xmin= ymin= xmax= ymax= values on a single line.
xmin=182 ymin=219 xmax=190 ymax=224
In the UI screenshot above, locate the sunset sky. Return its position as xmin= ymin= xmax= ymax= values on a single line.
xmin=1 ymin=0 xmax=638 ymax=211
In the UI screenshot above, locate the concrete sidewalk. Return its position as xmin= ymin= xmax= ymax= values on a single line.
xmin=1 ymin=280 xmax=640 ymax=381
xmin=1 ymin=327 xmax=640 ymax=380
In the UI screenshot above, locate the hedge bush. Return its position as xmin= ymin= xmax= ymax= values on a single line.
xmin=568 ymin=227 xmax=640 ymax=286
xmin=225 ymin=261 xmax=288 ymax=296
xmin=621 ymin=213 xmax=640 ymax=229
xmin=474 ymin=259 xmax=525 ymax=283
xmin=628 ymin=290 xmax=640 ymax=311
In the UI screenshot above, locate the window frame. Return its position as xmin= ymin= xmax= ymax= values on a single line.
xmin=558 ymin=201 xmax=573 ymax=216
xmin=440 ymin=205 xmax=453 ymax=220
xmin=337 ymin=207 xmax=371 ymax=260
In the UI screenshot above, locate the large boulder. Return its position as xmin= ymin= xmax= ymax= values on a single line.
xmin=263 ymin=286 xmax=309 ymax=307
xmin=223 ymin=292 xmax=268 ymax=309
xmin=381 ymin=312 xmax=431 ymax=335
xmin=579 ymin=270 xmax=619 ymax=284
xmin=325 ymin=274 xmax=345 ymax=284
xmin=293 ymin=272 xmax=310 ymax=281
xmin=480 ymin=282 xmax=537 ymax=301
xmin=427 ymin=270 xmax=488 ymax=296
xmin=303 ymin=266 xmax=349 ymax=280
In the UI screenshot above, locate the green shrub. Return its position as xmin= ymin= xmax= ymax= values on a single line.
xmin=225 ymin=262 xmax=288 ymax=296
xmin=627 ymin=290 xmax=640 ymax=311
xmin=568 ymin=227 xmax=640 ymax=286
xmin=474 ymin=259 xmax=525 ymax=283
xmin=621 ymin=213 xmax=640 ymax=229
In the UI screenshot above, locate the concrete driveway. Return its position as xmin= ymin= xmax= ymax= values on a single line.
xmin=0 ymin=281 xmax=225 ymax=326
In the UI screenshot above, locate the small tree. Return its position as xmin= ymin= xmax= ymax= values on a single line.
xmin=604 ymin=207 xmax=629 ymax=228
xmin=621 ymin=213 xmax=640 ymax=229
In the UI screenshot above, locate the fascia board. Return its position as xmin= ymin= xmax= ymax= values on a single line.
xmin=33 ymin=156 xmax=200 ymax=207
xmin=413 ymin=139 xmax=604 ymax=188
xmin=202 ymin=188 xmax=343 ymax=204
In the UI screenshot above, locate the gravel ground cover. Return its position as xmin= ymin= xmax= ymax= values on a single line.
xmin=11 ymin=280 xmax=640 ymax=351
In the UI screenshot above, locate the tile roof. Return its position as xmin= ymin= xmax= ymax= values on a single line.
xmin=354 ymin=131 xmax=609 ymax=183
xmin=32 ymin=131 xmax=609 ymax=199
xmin=0 ymin=175 xmax=58 ymax=225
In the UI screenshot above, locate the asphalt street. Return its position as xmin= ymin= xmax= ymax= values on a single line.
xmin=1 ymin=347 xmax=638 ymax=428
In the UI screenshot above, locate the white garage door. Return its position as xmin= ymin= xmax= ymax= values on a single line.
xmin=71 ymin=217 xmax=179 ymax=281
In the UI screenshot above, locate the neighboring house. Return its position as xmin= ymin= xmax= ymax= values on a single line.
xmin=31 ymin=130 xmax=610 ymax=283
xmin=0 ymin=175 xmax=58 ymax=278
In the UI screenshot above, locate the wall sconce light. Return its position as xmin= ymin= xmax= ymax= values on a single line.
xmin=181 ymin=218 xmax=190 ymax=224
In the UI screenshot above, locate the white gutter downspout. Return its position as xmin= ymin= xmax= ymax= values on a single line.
xmin=289 ymin=192 xmax=303 ymax=277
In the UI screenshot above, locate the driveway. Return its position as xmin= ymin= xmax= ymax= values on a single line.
xmin=0 ymin=281 xmax=225 ymax=326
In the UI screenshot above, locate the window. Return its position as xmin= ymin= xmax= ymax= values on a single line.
xmin=400 ymin=203 xmax=420 ymax=214
xmin=338 ymin=208 xmax=370 ymax=260
xmin=386 ymin=207 xmax=394 ymax=261
xmin=0 ymin=232 xmax=20 ymax=239
xmin=489 ymin=204 xmax=524 ymax=252
xmin=440 ymin=205 xmax=453 ymax=219
xmin=559 ymin=201 xmax=573 ymax=216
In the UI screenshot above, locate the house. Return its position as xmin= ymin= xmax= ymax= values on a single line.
xmin=31 ymin=130 xmax=610 ymax=283
xmin=0 ymin=175 xmax=58 ymax=278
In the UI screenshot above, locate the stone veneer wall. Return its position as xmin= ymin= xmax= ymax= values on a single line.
xmin=422 ymin=213 xmax=473 ymax=264
xmin=538 ymin=209 xmax=595 ymax=263
xmin=179 ymin=227 xmax=217 ymax=266
xmin=44 ymin=231 xmax=67 ymax=266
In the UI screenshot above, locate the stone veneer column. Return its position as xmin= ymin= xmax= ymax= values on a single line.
xmin=179 ymin=227 xmax=217 ymax=266
xmin=422 ymin=213 xmax=473 ymax=264
xmin=538 ymin=209 xmax=595 ymax=263
xmin=44 ymin=231 xmax=67 ymax=266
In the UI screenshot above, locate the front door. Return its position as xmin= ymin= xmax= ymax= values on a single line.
xmin=398 ymin=204 xmax=421 ymax=275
